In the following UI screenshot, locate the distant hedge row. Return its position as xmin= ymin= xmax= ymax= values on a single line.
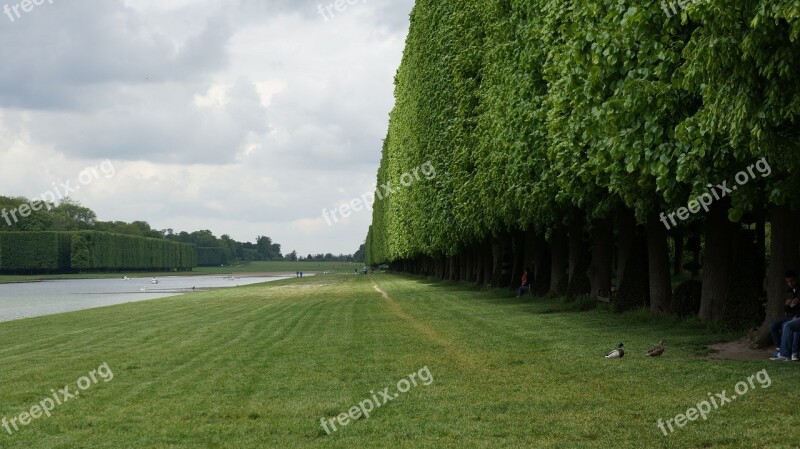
xmin=0 ymin=231 xmax=197 ymax=273
xmin=197 ymin=247 xmax=224 ymax=267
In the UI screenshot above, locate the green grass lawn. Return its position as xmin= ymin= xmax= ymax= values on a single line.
xmin=0 ymin=274 xmax=796 ymax=448
xmin=0 ymin=261 xmax=358 ymax=284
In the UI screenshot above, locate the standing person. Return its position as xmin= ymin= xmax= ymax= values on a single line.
xmin=771 ymin=270 xmax=800 ymax=361
xmin=517 ymin=268 xmax=532 ymax=297
xmin=300 ymin=271 xmax=304 ymax=278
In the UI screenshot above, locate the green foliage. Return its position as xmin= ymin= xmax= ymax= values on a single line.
xmin=0 ymin=232 xmax=62 ymax=270
xmin=0 ymin=231 xmax=196 ymax=273
xmin=367 ymin=0 xmax=800 ymax=265
xmin=197 ymin=247 xmax=224 ymax=267
xmin=71 ymin=234 xmax=90 ymax=270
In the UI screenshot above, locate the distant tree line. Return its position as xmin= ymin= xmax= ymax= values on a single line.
xmin=0 ymin=195 xmax=365 ymax=267
xmin=0 ymin=196 xmax=283 ymax=266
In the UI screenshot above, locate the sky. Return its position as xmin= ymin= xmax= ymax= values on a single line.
xmin=0 ymin=0 xmax=415 ymax=256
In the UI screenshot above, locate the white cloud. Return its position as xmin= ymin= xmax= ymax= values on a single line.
xmin=0 ymin=0 xmax=413 ymax=254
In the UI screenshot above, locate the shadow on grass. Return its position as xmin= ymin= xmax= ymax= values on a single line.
xmin=373 ymin=271 xmax=742 ymax=358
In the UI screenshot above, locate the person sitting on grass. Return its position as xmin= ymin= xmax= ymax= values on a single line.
xmin=771 ymin=270 xmax=799 ymax=362
xmin=769 ymin=270 xmax=799 ymax=351
xmin=772 ymin=317 xmax=800 ymax=361
xmin=517 ymin=268 xmax=532 ymax=297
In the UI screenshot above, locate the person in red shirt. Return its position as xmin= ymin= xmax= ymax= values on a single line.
xmin=517 ymin=268 xmax=532 ymax=297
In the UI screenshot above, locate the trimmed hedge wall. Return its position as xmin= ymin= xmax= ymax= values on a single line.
xmin=0 ymin=232 xmax=64 ymax=270
xmin=0 ymin=231 xmax=197 ymax=273
xmin=197 ymin=247 xmax=224 ymax=267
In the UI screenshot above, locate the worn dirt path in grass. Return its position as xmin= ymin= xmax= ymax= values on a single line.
xmin=706 ymin=339 xmax=776 ymax=361
xmin=372 ymin=282 xmax=478 ymax=369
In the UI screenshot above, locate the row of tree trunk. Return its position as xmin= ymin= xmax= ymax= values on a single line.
xmin=389 ymin=203 xmax=800 ymax=346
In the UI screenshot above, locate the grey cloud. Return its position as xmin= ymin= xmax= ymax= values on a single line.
xmin=0 ymin=0 xmax=232 ymax=110
xmin=23 ymin=78 xmax=268 ymax=164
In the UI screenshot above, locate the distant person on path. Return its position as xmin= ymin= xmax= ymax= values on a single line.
xmin=296 ymin=271 xmax=300 ymax=278
xmin=770 ymin=270 xmax=800 ymax=361
xmin=517 ymin=268 xmax=532 ymax=297
xmin=300 ymin=271 xmax=304 ymax=278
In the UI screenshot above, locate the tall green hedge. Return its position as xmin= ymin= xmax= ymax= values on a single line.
xmin=367 ymin=0 xmax=800 ymax=264
xmin=366 ymin=0 xmax=800 ymax=334
xmin=0 ymin=231 xmax=196 ymax=273
xmin=197 ymin=247 xmax=224 ymax=267
xmin=0 ymin=232 xmax=63 ymax=270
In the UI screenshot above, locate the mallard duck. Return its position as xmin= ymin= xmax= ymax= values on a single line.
xmin=605 ymin=343 xmax=624 ymax=359
xmin=646 ymin=340 xmax=665 ymax=357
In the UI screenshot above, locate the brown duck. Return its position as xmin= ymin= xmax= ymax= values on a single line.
xmin=646 ymin=340 xmax=665 ymax=357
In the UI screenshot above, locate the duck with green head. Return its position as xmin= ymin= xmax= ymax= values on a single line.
xmin=605 ymin=343 xmax=624 ymax=359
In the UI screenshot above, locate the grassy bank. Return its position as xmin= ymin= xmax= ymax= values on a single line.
xmin=0 ymin=261 xmax=357 ymax=283
xmin=0 ymin=274 xmax=795 ymax=448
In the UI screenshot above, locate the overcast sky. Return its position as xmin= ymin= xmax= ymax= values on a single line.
xmin=0 ymin=0 xmax=414 ymax=256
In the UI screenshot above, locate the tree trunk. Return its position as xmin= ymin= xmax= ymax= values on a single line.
xmin=566 ymin=213 xmax=590 ymax=299
xmin=464 ymin=247 xmax=473 ymax=283
xmin=491 ymin=236 xmax=503 ymax=287
xmin=755 ymin=211 xmax=766 ymax=288
xmin=475 ymin=242 xmax=485 ymax=286
xmin=524 ymin=229 xmax=536 ymax=277
xmin=647 ymin=211 xmax=672 ymax=314
xmin=549 ymin=226 xmax=569 ymax=295
xmin=588 ymin=217 xmax=613 ymax=298
xmin=483 ymin=240 xmax=493 ymax=286
xmin=687 ymin=234 xmax=701 ymax=280
xmin=616 ymin=207 xmax=636 ymax=291
xmin=699 ymin=199 xmax=740 ymax=322
xmin=673 ymin=228 xmax=685 ymax=276
xmin=509 ymin=231 xmax=525 ymax=290
xmin=532 ymin=234 xmax=551 ymax=295
xmin=723 ymin=229 xmax=763 ymax=330
xmin=615 ymin=228 xmax=650 ymax=311
xmin=755 ymin=205 xmax=800 ymax=346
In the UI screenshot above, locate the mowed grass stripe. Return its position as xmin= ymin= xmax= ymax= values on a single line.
xmin=0 ymin=274 xmax=797 ymax=448
xmin=368 ymin=275 xmax=797 ymax=448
